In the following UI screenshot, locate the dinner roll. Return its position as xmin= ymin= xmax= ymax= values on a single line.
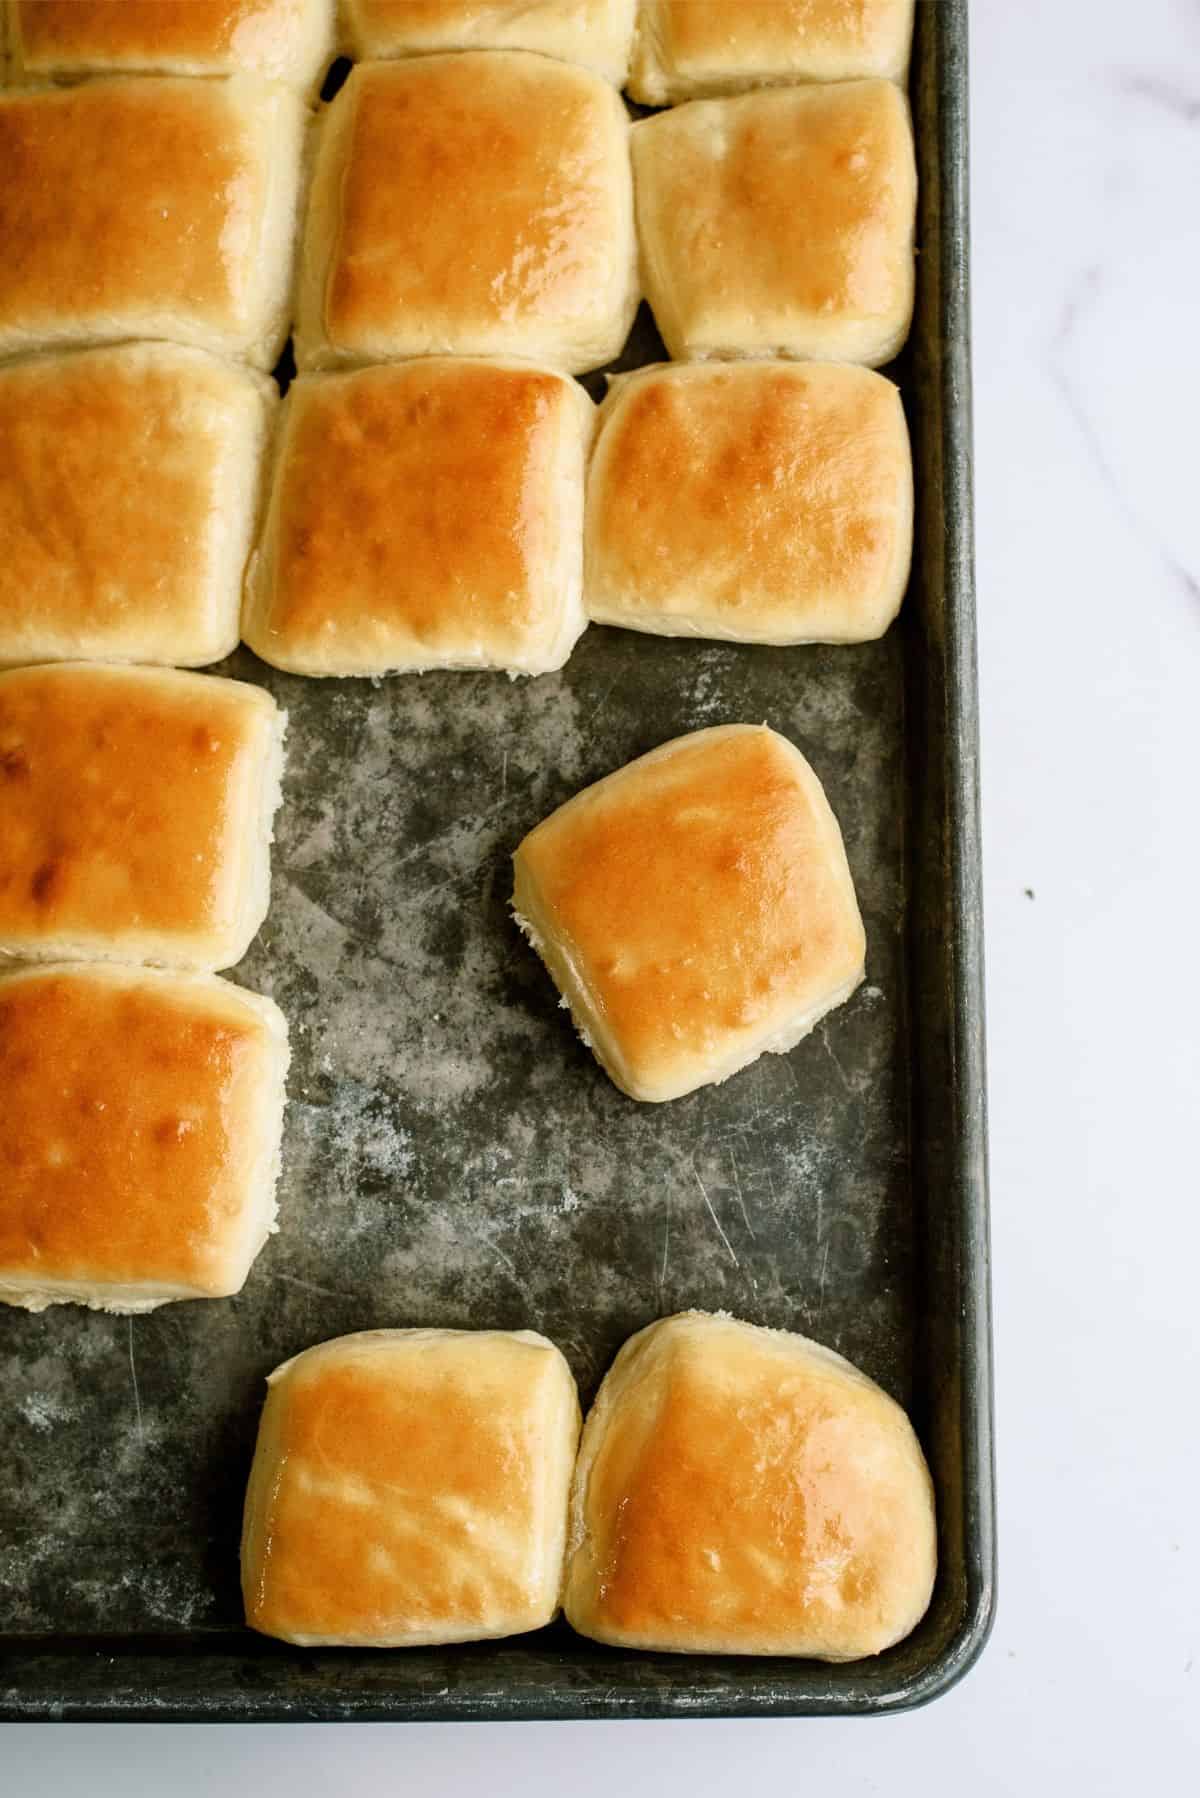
xmin=0 ymin=77 xmax=307 ymax=368
xmin=295 ymin=53 xmax=637 ymax=373
xmin=512 ymin=724 xmax=865 ymax=1103
xmin=629 ymin=0 xmax=915 ymax=103
xmin=0 ymin=344 xmax=276 ymax=670
xmin=7 ymin=0 xmax=336 ymax=94
xmin=342 ymin=0 xmax=636 ymax=85
xmin=585 ymin=360 xmax=912 ymax=644
xmin=0 ymin=963 xmax=289 ymax=1313
xmin=244 ymin=358 xmax=592 ymax=677
xmin=0 ymin=662 xmax=285 ymax=971
xmin=632 ymin=79 xmax=916 ymax=366
xmin=564 ymin=1311 xmax=937 ymax=1658
xmin=242 ymin=1328 xmax=581 ymax=1646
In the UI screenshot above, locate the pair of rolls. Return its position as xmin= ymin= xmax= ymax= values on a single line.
xmin=0 ymin=346 xmax=912 ymax=676
xmin=241 ymin=1311 xmax=937 ymax=1662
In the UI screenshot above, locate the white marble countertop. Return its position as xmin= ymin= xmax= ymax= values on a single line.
xmin=8 ymin=0 xmax=1199 ymax=1787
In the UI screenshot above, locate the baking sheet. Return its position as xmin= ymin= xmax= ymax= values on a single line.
xmin=0 ymin=0 xmax=994 ymax=1720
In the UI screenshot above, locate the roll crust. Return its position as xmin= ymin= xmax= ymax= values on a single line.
xmin=0 ymin=963 xmax=289 ymax=1313
xmin=0 ymin=77 xmax=307 ymax=368
xmin=7 ymin=0 xmax=335 ymax=92
xmin=0 ymin=344 xmax=276 ymax=670
xmin=295 ymin=53 xmax=638 ymax=374
xmin=629 ymin=0 xmax=915 ymax=103
xmin=585 ymin=360 xmax=912 ymax=644
xmin=564 ymin=1312 xmax=937 ymax=1658
xmin=244 ymin=358 xmax=593 ymax=677
xmin=241 ymin=1328 xmax=582 ymax=1646
xmin=632 ymin=79 xmax=916 ymax=366
xmin=512 ymin=724 xmax=866 ymax=1103
xmin=342 ymin=0 xmax=636 ymax=85
xmin=0 ymin=662 xmax=285 ymax=971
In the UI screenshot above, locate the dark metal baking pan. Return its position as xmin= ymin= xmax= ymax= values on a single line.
xmin=0 ymin=0 xmax=993 ymax=1721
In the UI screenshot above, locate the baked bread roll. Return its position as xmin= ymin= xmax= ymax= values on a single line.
xmin=244 ymin=358 xmax=592 ymax=677
xmin=295 ymin=53 xmax=637 ymax=374
xmin=512 ymin=724 xmax=865 ymax=1103
xmin=242 ymin=1328 xmax=581 ymax=1646
xmin=0 ymin=662 xmax=285 ymax=971
xmin=7 ymin=0 xmax=336 ymax=93
xmin=342 ymin=0 xmax=636 ymax=85
xmin=632 ymin=79 xmax=916 ymax=366
xmin=0 ymin=344 xmax=276 ymax=670
xmin=0 ymin=77 xmax=307 ymax=368
xmin=585 ymin=360 xmax=912 ymax=644
xmin=0 ymin=963 xmax=289 ymax=1313
xmin=564 ymin=1312 xmax=937 ymax=1658
xmin=629 ymin=0 xmax=915 ymax=103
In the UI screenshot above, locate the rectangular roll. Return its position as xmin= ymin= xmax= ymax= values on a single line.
xmin=0 ymin=344 xmax=276 ymax=671
xmin=585 ymin=360 xmax=912 ymax=645
xmin=294 ymin=54 xmax=637 ymax=374
xmin=6 ymin=0 xmax=336 ymax=93
xmin=0 ymin=662 xmax=285 ymax=972
xmin=341 ymin=0 xmax=636 ymax=85
xmin=241 ymin=1328 xmax=581 ymax=1646
xmin=244 ymin=358 xmax=592 ymax=677
xmin=632 ymin=79 xmax=917 ymax=366
xmin=0 ymin=963 xmax=289 ymax=1313
xmin=0 ymin=76 xmax=307 ymax=368
xmin=629 ymin=0 xmax=915 ymax=103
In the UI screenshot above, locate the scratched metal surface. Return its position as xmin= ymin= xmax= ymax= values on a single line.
xmin=0 ymin=1 xmax=993 ymax=1718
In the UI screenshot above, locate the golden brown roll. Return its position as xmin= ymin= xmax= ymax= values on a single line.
xmin=629 ymin=0 xmax=915 ymax=103
xmin=244 ymin=358 xmax=593 ymax=677
xmin=294 ymin=53 xmax=638 ymax=374
xmin=0 ymin=963 xmax=289 ymax=1313
xmin=342 ymin=0 xmax=636 ymax=85
xmin=0 ymin=344 xmax=276 ymax=670
xmin=0 ymin=77 xmax=307 ymax=368
xmin=0 ymin=662 xmax=285 ymax=971
xmin=512 ymin=724 xmax=866 ymax=1103
xmin=564 ymin=1311 xmax=937 ymax=1658
xmin=7 ymin=0 xmax=336 ymax=93
xmin=585 ymin=360 xmax=912 ymax=644
xmin=242 ymin=1328 xmax=582 ymax=1646
xmin=632 ymin=79 xmax=916 ymax=367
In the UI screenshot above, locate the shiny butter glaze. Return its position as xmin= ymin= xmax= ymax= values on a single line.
xmin=516 ymin=725 xmax=865 ymax=1097
xmin=320 ymin=55 xmax=631 ymax=358
xmin=567 ymin=1313 xmax=936 ymax=1658
xmin=13 ymin=0 xmax=319 ymax=70
xmin=586 ymin=360 xmax=911 ymax=641
xmin=650 ymin=0 xmax=912 ymax=84
xmin=250 ymin=360 xmax=582 ymax=670
xmin=0 ymin=80 xmax=271 ymax=345
xmin=0 ymin=966 xmax=271 ymax=1294
xmin=243 ymin=1330 xmax=576 ymax=1644
xmin=0 ymin=663 xmax=266 ymax=952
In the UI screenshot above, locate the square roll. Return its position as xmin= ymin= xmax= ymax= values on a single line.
xmin=342 ymin=0 xmax=636 ymax=85
xmin=632 ymin=80 xmax=916 ymax=366
xmin=0 ymin=663 xmax=285 ymax=972
xmin=244 ymin=358 xmax=592 ymax=677
xmin=585 ymin=361 xmax=912 ymax=645
xmin=7 ymin=0 xmax=335 ymax=93
xmin=295 ymin=54 xmax=637 ymax=374
xmin=0 ymin=77 xmax=307 ymax=368
xmin=241 ymin=1328 xmax=582 ymax=1646
xmin=512 ymin=724 xmax=866 ymax=1103
xmin=0 ymin=345 xmax=276 ymax=671
xmin=564 ymin=1312 xmax=937 ymax=1659
xmin=0 ymin=964 xmax=289 ymax=1313
xmin=629 ymin=0 xmax=915 ymax=104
